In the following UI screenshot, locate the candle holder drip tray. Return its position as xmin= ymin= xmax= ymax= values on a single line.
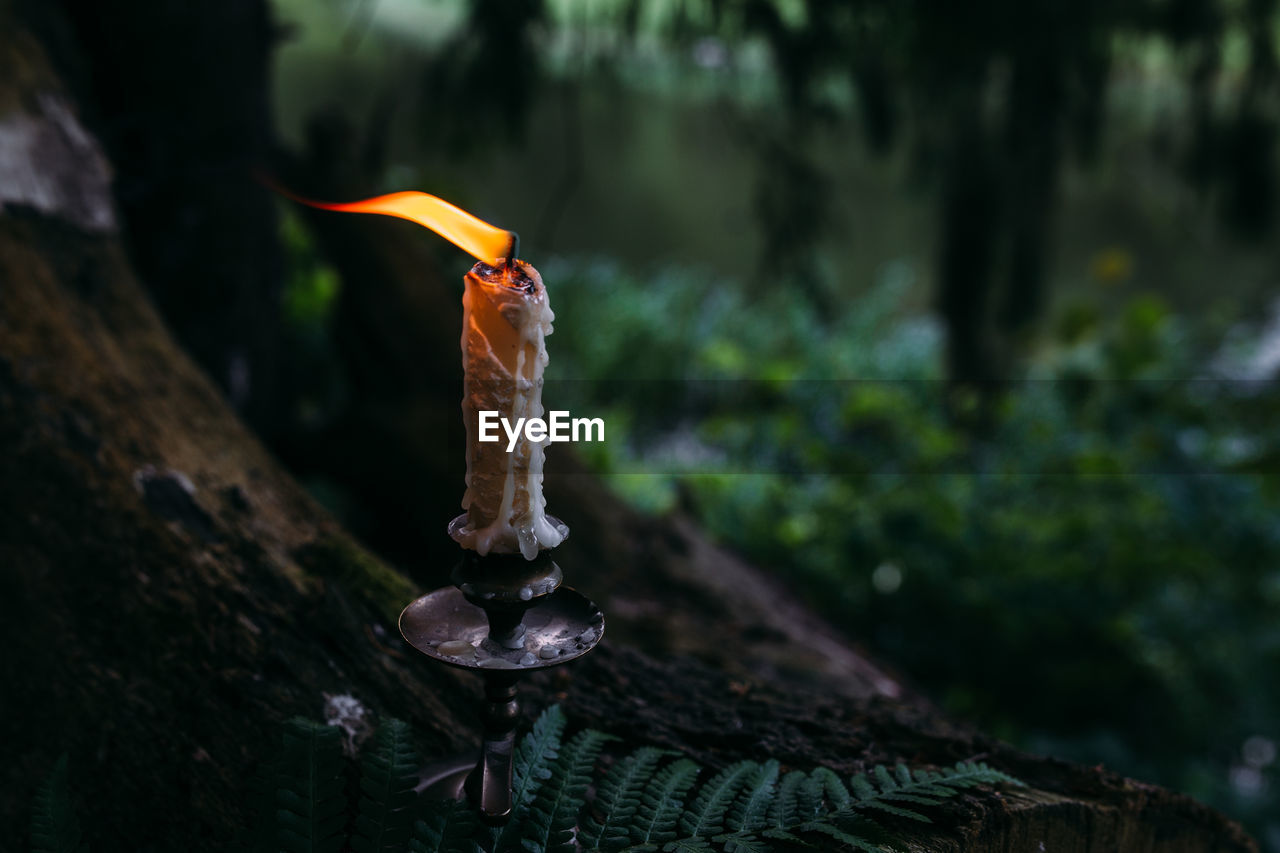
xmin=399 ymin=549 xmax=603 ymax=824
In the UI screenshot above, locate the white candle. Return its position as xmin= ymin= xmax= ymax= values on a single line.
xmin=449 ymin=260 xmax=568 ymax=559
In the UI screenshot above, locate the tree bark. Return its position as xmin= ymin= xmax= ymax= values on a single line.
xmin=0 ymin=16 xmax=1258 ymax=853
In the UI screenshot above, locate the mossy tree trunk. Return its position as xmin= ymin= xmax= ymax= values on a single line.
xmin=0 ymin=9 xmax=1258 ymax=853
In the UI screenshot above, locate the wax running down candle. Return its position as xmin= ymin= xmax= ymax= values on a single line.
xmin=449 ymin=260 xmax=569 ymax=559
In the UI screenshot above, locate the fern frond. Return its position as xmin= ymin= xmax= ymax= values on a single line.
xmin=725 ymin=760 xmax=779 ymax=832
xmin=629 ymin=758 xmax=701 ymax=846
xmin=255 ymin=711 xmax=1023 ymax=853
xmin=848 ymin=773 xmax=876 ymax=801
xmin=716 ymin=831 xmax=772 ymax=853
xmin=849 ymin=799 xmax=931 ymax=822
xmin=768 ymin=771 xmax=807 ymax=828
xmin=351 ymin=718 xmax=420 ymax=853
xmin=678 ymin=760 xmax=757 ymax=838
xmin=522 ymin=728 xmax=617 ymax=853
xmin=579 ymin=746 xmax=669 ymax=851
xmin=800 ymin=820 xmax=891 ymax=853
xmin=30 ymin=755 xmax=83 ymax=853
xmin=276 ymin=717 xmax=348 ymax=853
xmin=412 ymin=800 xmax=483 ymax=853
xmin=872 ymin=766 xmax=897 ymax=793
xmin=796 ymin=772 xmax=825 ymax=823
xmin=495 ymin=705 xmax=568 ymax=852
xmin=512 ymin=706 xmax=568 ymax=809
xmin=808 ymin=767 xmax=850 ymax=811
xmin=761 ymin=827 xmax=814 ymax=847
xmin=947 ymin=760 xmax=1024 ymax=788
xmin=837 ymin=760 xmax=1023 ymax=827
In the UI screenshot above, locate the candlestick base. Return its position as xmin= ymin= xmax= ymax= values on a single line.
xmin=417 ymin=756 xmax=474 ymax=799
xmin=399 ymin=563 xmax=603 ymax=825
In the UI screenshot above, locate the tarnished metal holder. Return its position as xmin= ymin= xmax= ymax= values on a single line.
xmin=400 ymin=546 xmax=604 ymax=825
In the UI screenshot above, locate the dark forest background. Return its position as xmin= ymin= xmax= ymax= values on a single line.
xmin=10 ymin=0 xmax=1280 ymax=848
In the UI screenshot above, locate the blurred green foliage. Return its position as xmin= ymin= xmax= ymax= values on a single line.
xmin=282 ymin=210 xmax=341 ymax=329
xmin=279 ymin=208 xmax=348 ymax=430
xmin=543 ymin=256 xmax=1280 ymax=848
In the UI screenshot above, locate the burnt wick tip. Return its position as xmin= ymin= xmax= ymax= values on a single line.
xmin=505 ymin=231 xmax=520 ymax=268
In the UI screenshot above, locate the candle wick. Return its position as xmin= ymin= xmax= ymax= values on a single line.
xmin=505 ymin=231 xmax=520 ymax=268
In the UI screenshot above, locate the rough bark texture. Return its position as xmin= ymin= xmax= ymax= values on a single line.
xmin=0 ymin=15 xmax=1259 ymax=853
xmin=19 ymin=0 xmax=288 ymax=437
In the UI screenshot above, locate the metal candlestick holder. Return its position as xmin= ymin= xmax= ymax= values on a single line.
xmin=399 ymin=536 xmax=603 ymax=824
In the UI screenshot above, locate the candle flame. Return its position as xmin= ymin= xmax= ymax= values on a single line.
xmin=276 ymin=186 xmax=517 ymax=265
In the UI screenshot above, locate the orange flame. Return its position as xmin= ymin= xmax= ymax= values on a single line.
xmin=277 ymin=186 xmax=517 ymax=265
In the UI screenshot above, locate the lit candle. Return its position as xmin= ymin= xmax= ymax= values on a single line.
xmin=275 ymin=187 xmax=567 ymax=560
xmin=449 ymin=260 xmax=567 ymax=559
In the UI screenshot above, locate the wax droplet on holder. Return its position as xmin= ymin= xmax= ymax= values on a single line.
xmin=519 ymin=586 xmax=533 ymax=601
xmin=479 ymin=657 xmax=519 ymax=669
xmin=538 ymin=646 xmax=559 ymax=660
xmin=438 ymin=640 xmax=475 ymax=658
xmin=519 ymin=652 xmax=537 ymax=666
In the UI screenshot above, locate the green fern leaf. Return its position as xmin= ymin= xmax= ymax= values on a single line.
xmin=716 ymin=831 xmax=772 ymax=853
xmin=761 ymin=827 xmax=814 ymax=847
xmin=523 ymin=728 xmax=617 ymax=853
xmin=412 ymin=800 xmax=483 ymax=853
xmin=351 ymin=718 xmax=420 ymax=853
xmin=848 ymin=773 xmax=876 ymax=801
xmin=871 ymin=765 xmax=897 ymax=793
xmin=809 ymin=767 xmax=850 ymax=811
xmin=495 ymin=705 xmax=568 ymax=851
xmin=30 ymin=755 xmax=83 ymax=853
xmin=580 ymin=746 xmax=670 ymax=851
xmin=725 ymin=759 xmax=779 ymax=832
xmin=836 ymin=760 xmax=1025 ymax=831
xmin=768 ymin=771 xmax=807 ymax=828
xmin=879 ymin=792 xmax=943 ymax=806
xmin=800 ymin=820 xmax=889 ymax=853
xmin=946 ymin=761 xmax=1024 ymax=788
xmin=511 ymin=705 xmax=568 ymax=808
xmin=848 ymin=799 xmax=930 ymax=823
xmin=275 ymin=717 xmax=348 ymax=853
xmin=797 ymin=772 xmax=826 ymax=822
xmin=660 ymin=837 xmax=712 ymax=852
xmin=678 ymin=760 xmax=757 ymax=838
xmin=629 ymin=758 xmax=701 ymax=846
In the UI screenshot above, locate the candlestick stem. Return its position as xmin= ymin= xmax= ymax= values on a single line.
xmin=452 ymin=550 xmax=562 ymax=649
xmin=466 ymin=672 xmax=521 ymax=824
